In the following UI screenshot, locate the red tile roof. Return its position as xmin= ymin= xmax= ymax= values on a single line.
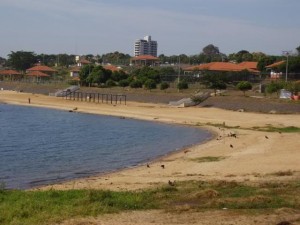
xmin=132 ymin=55 xmax=159 ymax=60
xmin=103 ymin=65 xmax=122 ymax=72
xmin=27 ymin=65 xmax=56 ymax=72
xmin=184 ymin=62 xmax=260 ymax=73
xmin=78 ymin=59 xmax=91 ymax=64
xmin=238 ymin=61 xmax=258 ymax=70
xmin=69 ymin=66 xmax=81 ymax=72
xmin=0 ymin=69 xmax=21 ymax=75
xmin=265 ymin=60 xmax=285 ymax=68
xmin=26 ymin=71 xmax=50 ymax=77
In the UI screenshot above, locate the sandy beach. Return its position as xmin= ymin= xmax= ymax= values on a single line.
xmin=1 ymin=90 xmax=300 ymax=224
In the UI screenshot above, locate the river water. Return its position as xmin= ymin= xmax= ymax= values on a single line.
xmin=0 ymin=104 xmax=211 ymax=189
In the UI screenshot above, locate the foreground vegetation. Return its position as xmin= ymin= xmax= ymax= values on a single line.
xmin=201 ymin=123 xmax=300 ymax=133
xmin=1 ymin=180 xmax=299 ymax=225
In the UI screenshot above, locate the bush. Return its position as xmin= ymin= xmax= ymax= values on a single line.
xmin=118 ymin=79 xmax=129 ymax=87
xmin=106 ymin=79 xmax=116 ymax=87
xmin=144 ymin=79 xmax=157 ymax=90
xmin=177 ymin=80 xmax=188 ymax=90
xmin=129 ymin=80 xmax=143 ymax=88
xmin=266 ymin=81 xmax=284 ymax=96
xmin=160 ymin=82 xmax=170 ymax=91
xmin=236 ymin=81 xmax=252 ymax=96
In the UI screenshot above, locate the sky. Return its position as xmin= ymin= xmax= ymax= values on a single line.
xmin=1 ymin=0 xmax=300 ymax=58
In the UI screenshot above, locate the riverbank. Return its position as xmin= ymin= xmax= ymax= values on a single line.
xmin=1 ymin=90 xmax=299 ymax=190
xmin=1 ymin=90 xmax=300 ymax=224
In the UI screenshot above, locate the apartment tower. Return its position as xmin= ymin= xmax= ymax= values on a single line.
xmin=134 ymin=35 xmax=158 ymax=57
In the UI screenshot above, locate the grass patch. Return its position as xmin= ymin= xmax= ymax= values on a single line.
xmin=204 ymin=122 xmax=240 ymax=129
xmin=0 ymin=189 xmax=158 ymax=225
xmin=1 ymin=180 xmax=300 ymax=224
xmin=197 ymin=121 xmax=300 ymax=133
xmin=191 ymin=156 xmax=226 ymax=163
xmin=251 ymin=125 xmax=300 ymax=133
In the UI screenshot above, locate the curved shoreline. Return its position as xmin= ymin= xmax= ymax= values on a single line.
xmin=1 ymin=90 xmax=300 ymax=191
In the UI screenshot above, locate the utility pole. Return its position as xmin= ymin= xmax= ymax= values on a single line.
xmin=178 ymin=55 xmax=181 ymax=82
xmin=178 ymin=55 xmax=181 ymax=92
xmin=282 ymin=51 xmax=291 ymax=82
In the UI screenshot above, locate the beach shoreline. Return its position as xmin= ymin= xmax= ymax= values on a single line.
xmin=1 ymin=90 xmax=300 ymax=192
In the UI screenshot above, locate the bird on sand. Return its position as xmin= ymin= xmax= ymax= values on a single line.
xmin=161 ymin=165 xmax=165 ymax=169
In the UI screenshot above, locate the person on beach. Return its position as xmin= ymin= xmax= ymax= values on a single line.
xmin=28 ymin=98 xmax=31 ymax=104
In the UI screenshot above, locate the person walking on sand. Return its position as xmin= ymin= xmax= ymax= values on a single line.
xmin=28 ymin=98 xmax=31 ymax=104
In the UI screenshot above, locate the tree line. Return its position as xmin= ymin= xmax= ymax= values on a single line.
xmin=2 ymin=44 xmax=300 ymax=74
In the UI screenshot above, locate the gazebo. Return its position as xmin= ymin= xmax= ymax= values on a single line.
xmin=130 ymin=55 xmax=159 ymax=66
xmin=26 ymin=71 xmax=50 ymax=82
xmin=27 ymin=65 xmax=56 ymax=77
xmin=0 ymin=69 xmax=22 ymax=81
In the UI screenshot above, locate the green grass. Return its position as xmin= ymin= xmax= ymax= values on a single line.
xmin=251 ymin=125 xmax=300 ymax=133
xmin=1 ymin=180 xmax=299 ymax=225
xmin=198 ymin=122 xmax=300 ymax=133
xmin=191 ymin=156 xmax=226 ymax=163
xmin=0 ymin=189 xmax=157 ymax=225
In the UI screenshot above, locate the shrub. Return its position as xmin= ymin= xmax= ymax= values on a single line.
xmin=160 ymin=82 xmax=170 ymax=91
xmin=129 ymin=80 xmax=143 ymax=88
xmin=118 ymin=79 xmax=129 ymax=87
xmin=177 ymin=80 xmax=188 ymax=90
xmin=266 ymin=81 xmax=284 ymax=96
xmin=106 ymin=79 xmax=116 ymax=87
xmin=144 ymin=79 xmax=157 ymax=90
xmin=236 ymin=81 xmax=252 ymax=96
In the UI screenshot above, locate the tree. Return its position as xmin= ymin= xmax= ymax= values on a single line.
xmin=101 ymin=51 xmax=131 ymax=65
xmin=257 ymin=56 xmax=277 ymax=71
xmin=296 ymin=46 xmax=300 ymax=56
xmin=210 ymin=80 xmax=227 ymax=96
xmin=237 ymin=81 xmax=252 ymax=96
xmin=202 ymin=44 xmax=220 ymax=55
xmin=79 ymin=65 xmax=94 ymax=86
xmin=111 ymin=70 xmax=127 ymax=82
xmin=88 ymin=66 xmax=112 ymax=85
xmin=7 ymin=51 xmax=36 ymax=72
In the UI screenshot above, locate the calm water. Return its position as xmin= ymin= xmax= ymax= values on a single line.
xmin=0 ymin=104 xmax=211 ymax=189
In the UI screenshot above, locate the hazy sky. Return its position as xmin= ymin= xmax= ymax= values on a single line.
xmin=1 ymin=0 xmax=300 ymax=58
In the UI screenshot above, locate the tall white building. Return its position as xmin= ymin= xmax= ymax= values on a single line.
xmin=134 ymin=35 xmax=158 ymax=57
